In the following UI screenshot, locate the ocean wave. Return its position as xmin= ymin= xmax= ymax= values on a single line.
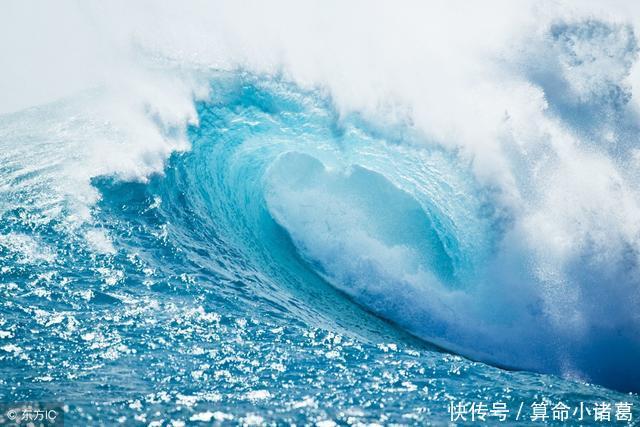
xmin=1 ymin=1 xmax=640 ymax=398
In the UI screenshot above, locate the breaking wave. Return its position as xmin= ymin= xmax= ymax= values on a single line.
xmin=2 ymin=1 xmax=640 ymax=396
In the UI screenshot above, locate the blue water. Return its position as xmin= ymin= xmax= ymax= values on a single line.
xmin=1 ymin=72 xmax=639 ymax=425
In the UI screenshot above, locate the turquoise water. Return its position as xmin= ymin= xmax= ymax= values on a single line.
xmin=0 ymin=72 xmax=638 ymax=425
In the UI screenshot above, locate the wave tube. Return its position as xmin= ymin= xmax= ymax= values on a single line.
xmin=142 ymin=72 xmax=640 ymax=392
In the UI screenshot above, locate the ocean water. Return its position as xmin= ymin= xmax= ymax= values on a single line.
xmin=1 ymin=73 xmax=638 ymax=425
xmin=2 ymin=2 xmax=640 ymax=426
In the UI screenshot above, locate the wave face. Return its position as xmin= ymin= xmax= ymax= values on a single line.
xmin=2 ymin=1 xmax=640 ymax=423
xmin=183 ymin=75 xmax=640 ymax=392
